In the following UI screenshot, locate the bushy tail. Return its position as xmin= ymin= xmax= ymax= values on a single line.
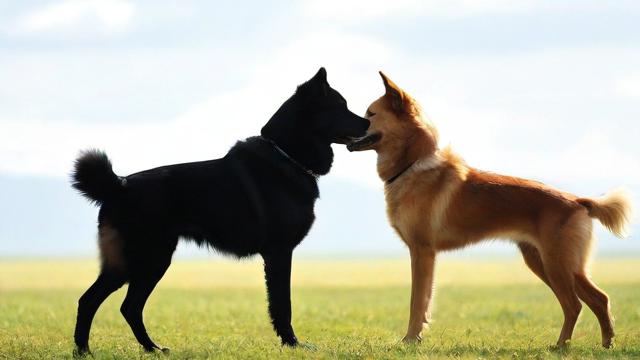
xmin=577 ymin=188 xmax=633 ymax=238
xmin=71 ymin=149 xmax=122 ymax=206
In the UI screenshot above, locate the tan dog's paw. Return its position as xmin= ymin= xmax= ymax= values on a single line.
xmin=402 ymin=335 xmax=422 ymax=344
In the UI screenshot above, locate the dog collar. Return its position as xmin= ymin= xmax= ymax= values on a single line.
xmin=259 ymin=136 xmax=318 ymax=179
xmin=385 ymin=162 xmax=415 ymax=185
xmin=386 ymin=154 xmax=442 ymax=185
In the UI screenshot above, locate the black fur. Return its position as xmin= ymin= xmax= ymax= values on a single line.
xmin=71 ymin=68 xmax=369 ymax=354
xmin=71 ymin=150 xmax=121 ymax=205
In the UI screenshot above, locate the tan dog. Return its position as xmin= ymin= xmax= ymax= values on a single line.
xmin=347 ymin=72 xmax=632 ymax=348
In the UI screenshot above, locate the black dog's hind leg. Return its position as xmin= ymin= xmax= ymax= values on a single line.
xmin=74 ymin=271 xmax=126 ymax=356
xmin=263 ymin=249 xmax=298 ymax=346
xmin=120 ymin=252 xmax=173 ymax=352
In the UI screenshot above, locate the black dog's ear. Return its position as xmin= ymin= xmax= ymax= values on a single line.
xmin=312 ymin=67 xmax=327 ymax=83
xmin=297 ymin=67 xmax=329 ymax=96
xmin=310 ymin=67 xmax=328 ymax=96
xmin=379 ymin=71 xmax=404 ymax=113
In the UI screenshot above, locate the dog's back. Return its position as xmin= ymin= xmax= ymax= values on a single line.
xmin=73 ymin=138 xmax=320 ymax=260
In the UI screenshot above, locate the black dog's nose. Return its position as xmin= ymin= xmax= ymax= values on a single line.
xmin=354 ymin=113 xmax=370 ymax=128
xmin=362 ymin=117 xmax=371 ymax=130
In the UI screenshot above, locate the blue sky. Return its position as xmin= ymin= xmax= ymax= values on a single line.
xmin=0 ymin=1 xmax=638 ymax=258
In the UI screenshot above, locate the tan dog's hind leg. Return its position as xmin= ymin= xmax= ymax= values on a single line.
xmin=518 ymin=242 xmax=550 ymax=286
xmin=520 ymin=243 xmax=602 ymax=347
xmin=403 ymin=245 xmax=436 ymax=342
xmin=522 ymin=241 xmax=613 ymax=348
xmin=536 ymin=211 xmax=599 ymax=348
xmin=543 ymin=257 xmax=582 ymax=347
xmin=575 ymin=274 xmax=614 ymax=348
xmin=551 ymin=212 xmax=613 ymax=348
xmin=535 ymin=225 xmax=583 ymax=349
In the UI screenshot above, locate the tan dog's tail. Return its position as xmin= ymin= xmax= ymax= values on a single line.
xmin=577 ymin=188 xmax=633 ymax=238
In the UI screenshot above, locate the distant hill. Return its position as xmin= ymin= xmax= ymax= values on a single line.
xmin=0 ymin=174 xmax=636 ymax=259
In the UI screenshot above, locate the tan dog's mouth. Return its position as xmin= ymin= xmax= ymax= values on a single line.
xmin=347 ymin=133 xmax=382 ymax=152
xmin=334 ymin=135 xmax=359 ymax=145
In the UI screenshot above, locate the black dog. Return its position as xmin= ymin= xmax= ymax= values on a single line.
xmin=71 ymin=68 xmax=369 ymax=354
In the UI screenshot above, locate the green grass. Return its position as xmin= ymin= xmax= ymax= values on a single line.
xmin=1 ymin=259 xmax=639 ymax=359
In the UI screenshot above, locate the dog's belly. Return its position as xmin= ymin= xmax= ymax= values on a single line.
xmin=431 ymin=231 xmax=488 ymax=251
xmin=174 ymin=198 xmax=316 ymax=257
xmin=179 ymin=225 xmax=261 ymax=257
xmin=174 ymin=209 xmax=267 ymax=257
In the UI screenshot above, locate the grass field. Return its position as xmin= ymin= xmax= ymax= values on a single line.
xmin=0 ymin=258 xmax=639 ymax=359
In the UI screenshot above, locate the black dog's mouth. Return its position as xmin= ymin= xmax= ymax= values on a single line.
xmin=347 ymin=133 xmax=382 ymax=152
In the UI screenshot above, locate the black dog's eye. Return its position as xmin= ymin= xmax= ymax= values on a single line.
xmin=365 ymin=109 xmax=376 ymax=117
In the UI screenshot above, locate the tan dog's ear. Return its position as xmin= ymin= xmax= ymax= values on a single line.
xmin=379 ymin=71 xmax=404 ymax=113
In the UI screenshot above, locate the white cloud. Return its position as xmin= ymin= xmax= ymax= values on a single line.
xmin=10 ymin=0 xmax=134 ymax=36
xmin=301 ymin=0 xmax=538 ymax=22
xmin=477 ymin=130 xmax=640 ymax=193
xmin=301 ymin=0 xmax=640 ymax=22
xmin=615 ymin=72 xmax=640 ymax=100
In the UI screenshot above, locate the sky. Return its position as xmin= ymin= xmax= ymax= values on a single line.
xmin=0 ymin=0 xmax=639 ymax=258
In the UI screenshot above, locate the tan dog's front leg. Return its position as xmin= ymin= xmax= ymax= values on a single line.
xmin=403 ymin=245 xmax=436 ymax=343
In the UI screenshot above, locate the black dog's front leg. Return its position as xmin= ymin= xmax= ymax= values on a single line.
xmin=262 ymin=250 xmax=298 ymax=346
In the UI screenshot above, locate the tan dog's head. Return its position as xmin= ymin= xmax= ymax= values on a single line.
xmin=347 ymin=72 xmax=438 ymax=158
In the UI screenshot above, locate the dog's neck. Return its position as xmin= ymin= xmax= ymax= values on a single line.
xmin=260 ymin=133 xmax=333 ymax=177
xmin=261 ymin=106 xmax=335 ymax=176
xmin=259 ymin=136 xmax=320 ymax=178
xmin=377 ymin=130 xmax=436 ymax=183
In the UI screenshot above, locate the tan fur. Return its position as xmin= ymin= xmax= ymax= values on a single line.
xmin=358 ymin=72 xmax=633 ymax=348
xmin=577 ymin=188 xmax=633 ymax=238
xmin=98 ymin=224 xmax=125 ymax=271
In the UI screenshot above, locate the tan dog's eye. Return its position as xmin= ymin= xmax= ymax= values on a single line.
xmin=365 ymin=109 xmax=376 ymax=117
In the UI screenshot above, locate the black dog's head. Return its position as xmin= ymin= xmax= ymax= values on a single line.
xmin=261 ymin=68 xmax=369 ymax=175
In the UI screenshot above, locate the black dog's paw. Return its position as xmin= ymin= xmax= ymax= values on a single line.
xmin=281 ymin=336 xmax=299 ymax=347
xmin=72 ymin=346 xmax=92 ymax=358
xmin=144 ymin=346 xmax=170 ymax=355
xmin=281 ymin=339 xmax=317 ymax=351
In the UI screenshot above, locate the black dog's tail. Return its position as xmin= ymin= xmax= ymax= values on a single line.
xmin=71 ymin=149 xmax=122 ymax=206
